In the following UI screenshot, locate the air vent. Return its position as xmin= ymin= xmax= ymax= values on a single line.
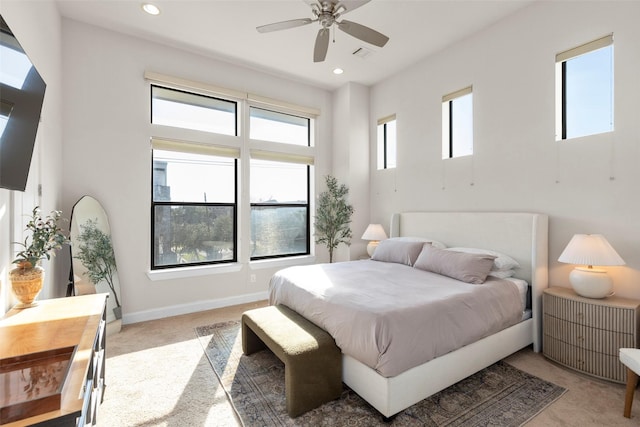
xmin=352 ymin=47 xmax=373 ymax=58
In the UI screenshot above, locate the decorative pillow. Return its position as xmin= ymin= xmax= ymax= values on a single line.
xmin=386 ymin=236 xmax=446 ymax=249
xmin=414 ymin=245 xmax=497 ymax=284
xmin=487 ymin=269 xmax=515 ymax=279
xmin=445 ymin=247 xmax=520 ymax=271
xmin=371 ymin=239 xmax=426 ymax=266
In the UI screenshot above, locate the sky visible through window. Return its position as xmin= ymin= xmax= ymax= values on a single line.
xmin=565 ymin=45 xmax=613 ymax=139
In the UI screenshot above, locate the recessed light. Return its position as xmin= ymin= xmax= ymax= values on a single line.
xmin=333 ymin=68 xmax=344 ymax=75
xmin=142 ymin=3 xmax=160 ymax=15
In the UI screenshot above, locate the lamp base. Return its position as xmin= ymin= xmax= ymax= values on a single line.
xmin=569 ymin=267 xmax=613 ymax=299
xmin=366 ymin=241 xmax=380 ymax=257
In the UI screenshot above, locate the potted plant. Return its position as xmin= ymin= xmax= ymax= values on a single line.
xmin=74 ymin=219 xmax=122 ymax=319
xmin=10 ymin=207 xmax=69 ymax=307
xmin=314 ymin=175 xmax=354 ymax=263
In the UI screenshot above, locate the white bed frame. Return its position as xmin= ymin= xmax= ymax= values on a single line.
xmin=341 ymin=212 xmax=548 ymax=418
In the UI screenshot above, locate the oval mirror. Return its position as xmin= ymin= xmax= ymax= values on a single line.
xmin=70 ymin=195 xmax=122 ymax=333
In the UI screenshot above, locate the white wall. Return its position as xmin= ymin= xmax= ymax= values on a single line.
xmin=332 ymin=83 xmax=370 ymax=261
xmin=0 ymin=1 xmax=64 ymax=314
xmin=61 ymin=19 xmax=333 ymax=322
xmin=368 ymin=1 xmax=640 ymax=298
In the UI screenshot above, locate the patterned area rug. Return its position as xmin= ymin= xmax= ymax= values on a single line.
xmin=195 ymin=321 xmax=566 ymax=426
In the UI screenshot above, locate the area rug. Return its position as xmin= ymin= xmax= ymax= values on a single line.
xmin=195 ymin=321 xmax=566 ymax=426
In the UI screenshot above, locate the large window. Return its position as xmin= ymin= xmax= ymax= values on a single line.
xmin=151 ymin=148 xmax=237 ymax=269
xmin=148 ymin=75 xmax=316 ymax=270
xmin=556 ymin=35 xmax=614 ymax=140
xmin=442 ymin=87 xmax=473 ymax=159
xmin=250 ymin=159 xmax=309 ymax=259
xmin=377 ymin=115 xmax=396 ymax=169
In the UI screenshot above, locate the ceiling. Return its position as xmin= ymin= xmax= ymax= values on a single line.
xmin=56 ymin=0 xmax=535 ymax=90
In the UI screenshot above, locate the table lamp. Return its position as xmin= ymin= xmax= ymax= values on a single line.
xmin=558 ymin=234 xmax=625 ymax=299
xmin=361 ymin=224 xmax=387 ymax=256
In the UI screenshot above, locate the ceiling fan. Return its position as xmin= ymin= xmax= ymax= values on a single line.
xmin=257 ymin=0 xmax=389 ymax=63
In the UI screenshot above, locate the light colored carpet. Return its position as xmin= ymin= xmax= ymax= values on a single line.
xmin=97 ymin=301 xmax=640 ymax=426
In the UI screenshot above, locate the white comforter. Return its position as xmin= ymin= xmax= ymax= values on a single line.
xmin=269 ymin=260 xmax=523 ymax=377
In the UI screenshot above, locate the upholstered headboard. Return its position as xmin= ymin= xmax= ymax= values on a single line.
xmin=390 ymin=212 xmax=549 ymax=351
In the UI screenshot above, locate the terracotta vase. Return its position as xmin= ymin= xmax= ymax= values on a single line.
xmin=9 ymin=262 xmax=45 ymax=308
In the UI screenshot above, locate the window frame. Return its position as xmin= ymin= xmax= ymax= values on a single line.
xmin=442 ymin=86 xmax=473 ymax=159
xmin=147 ymin=73 xmax=318 ymax=272
xmin=377 ymin=114 xmax=396 ymax=170
xmin=249 ymin=164 xmax=311 ymax=261
xmin=150 ymin=149 xmax=239 ymax=270
xmin=555 ymin=34 xmax=614 ymax=141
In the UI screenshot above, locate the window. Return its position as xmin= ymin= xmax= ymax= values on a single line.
xmin=249 ymin=105 xmax=312 ymax=259
xmin=377 ymin=115 xmax=396 ymax=169
xmin=147 ymin=73 xmax=317 ymax=270
xmin=442 ymin=87 xmax=473 ymax=159
xmin=556 ymin=35 xmax=613 ymax=140
xmin=150 ymin=85 xmax=239 ymax=270
xmin=250 ymin=107 xmax=310 ymax=146
xmin=151 ymin=85 xmax=237 ymax=135
xmin=249 ymin=158 xmax=309 ymax=259
xmin=151 ymin=147 xmax=237 ymax=269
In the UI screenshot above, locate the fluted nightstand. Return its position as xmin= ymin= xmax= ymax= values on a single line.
xmin=543 ymin=287 xmax=640 ymax=383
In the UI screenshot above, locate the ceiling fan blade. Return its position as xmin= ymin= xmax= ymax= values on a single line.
xmin=337 ymin=19 xmax=389 ymax=47
xmin=257 ymin=18 xmax=313 ymax=33
xmin=313 ymin=28 xmax=330 ymax=63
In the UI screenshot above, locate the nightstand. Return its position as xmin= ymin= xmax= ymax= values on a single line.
xmin=543 ymin=287 xmax=640 ymax=383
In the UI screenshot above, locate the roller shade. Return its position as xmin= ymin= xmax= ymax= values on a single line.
xmin=151 ymin=137 xmax=240 ymax=158
xmin=145 ymin=71 xmax=319 ymax=118
xmin=442 ymin=86 xmax=472 ymax=103
xmin=377 ymin=114 xmax=396 ymax=126
xmin=250 ymin=149 xmax=314 ymax=165
xmin=556 ymin=34 xmax=613 ymax=63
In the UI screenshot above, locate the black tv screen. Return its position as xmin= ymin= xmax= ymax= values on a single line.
xmin=0 ymin=14 xmax=46 ymax=192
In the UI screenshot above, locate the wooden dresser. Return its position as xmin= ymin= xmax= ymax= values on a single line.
xmin=0 ymin=294 xmax=107 ymax=426
xmin=543 ymin=287 xmax=640 ymax=383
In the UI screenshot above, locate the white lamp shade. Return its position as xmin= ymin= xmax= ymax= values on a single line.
xmin=558 ymin=234 xmax=625 ymax=267
xmin=558 ymin=234 xmax=624 ymax=299
xmin=361 ymin=224 xmax=388 ymax=241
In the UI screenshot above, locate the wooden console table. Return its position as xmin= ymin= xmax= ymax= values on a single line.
xmin=0 ymin=294 xmax=107 ymax=426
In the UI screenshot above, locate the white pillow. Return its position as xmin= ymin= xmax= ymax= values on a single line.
xmin=487 ymin=269 xmax=515 ymax=279
xmin=388 ymin=236 xmax=446 ymax=249
xmin=445 ymin=247 xmax=520 ymax=271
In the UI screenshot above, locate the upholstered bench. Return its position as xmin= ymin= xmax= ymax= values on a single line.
xmin=241 ymin=305 xmax=342 ymax=417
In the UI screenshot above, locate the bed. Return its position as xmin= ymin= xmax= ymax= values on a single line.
xmin=269 ymin=212 xmax=548 ymax=418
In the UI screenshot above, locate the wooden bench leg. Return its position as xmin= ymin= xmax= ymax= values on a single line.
xmin=624 ymin=367 xmax=639 ymax=418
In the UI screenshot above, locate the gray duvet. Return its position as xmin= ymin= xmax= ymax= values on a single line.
xmin=269 ymin=260 xmax=523 ymax=378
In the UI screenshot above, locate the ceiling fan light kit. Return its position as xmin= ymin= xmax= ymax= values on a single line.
xmin=257 ymin=0 xmax=389 ymax=63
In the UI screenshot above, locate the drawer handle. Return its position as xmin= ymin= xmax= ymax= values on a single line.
xmin=577 ymin=312 xmax=584 ymax=319
xmin=577 ymin=336 xmax=584 ymax=342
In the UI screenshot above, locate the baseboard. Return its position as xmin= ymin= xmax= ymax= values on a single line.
xmin=122 ymin=291 xmax=268 ymax=324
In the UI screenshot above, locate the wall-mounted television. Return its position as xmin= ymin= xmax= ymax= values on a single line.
xmin=0 ymin=14 xmax=46 ymax=192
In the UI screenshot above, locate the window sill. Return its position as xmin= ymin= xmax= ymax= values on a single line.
xmin=250 ymin=255 xmax=316 ymax=270
xmin=147 ymin=262 xmax=243 ymax=281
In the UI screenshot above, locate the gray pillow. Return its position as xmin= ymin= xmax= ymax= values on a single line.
xmin=413 ymin=245 xmax=497 ymax=284
xmin=371 ymin=240 xmax=426 ymax=266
